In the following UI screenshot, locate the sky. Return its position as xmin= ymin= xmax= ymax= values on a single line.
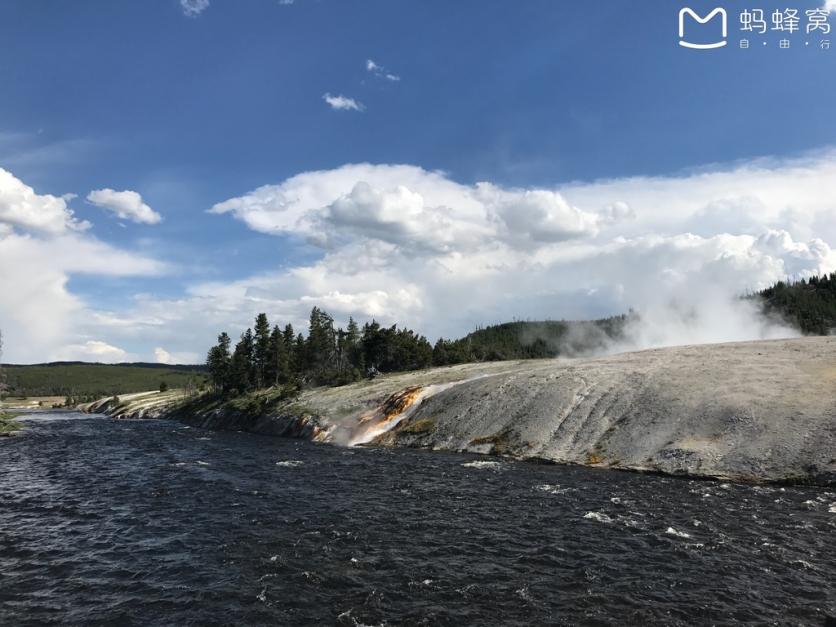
xmin=1 ymin=0 xmax=835 ymax=364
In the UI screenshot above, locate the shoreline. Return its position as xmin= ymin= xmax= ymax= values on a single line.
xmin=81 ymin=336 xmax=836 ymax=487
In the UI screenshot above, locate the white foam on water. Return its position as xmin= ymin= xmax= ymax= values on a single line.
xmin=462 ymin=460 xmax=503 ymax=470
xmin=665 ymin=526 xmax=691 ymax=538
xmin=535 ymin=483 xmax=572 ymax=494
xmin=195 ymin=460 xmax=210 ymax=466
xmin=276 ymin=460 xmax=304 ymax=467
xmin=828 ymin=503 xmax=836 ymax=513
xmin=583 ymin=511 xmax=613 ymax=524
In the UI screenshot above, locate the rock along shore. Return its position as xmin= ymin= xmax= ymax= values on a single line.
xmin=84 ymin=337 xmax=836 ymax=486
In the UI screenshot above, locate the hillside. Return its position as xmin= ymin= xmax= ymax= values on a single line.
xmin=1 ymin=362 xmax=205 ymax=398
xmin=89 ymin=337 xmax=836 ymax=485
xmin=757 ymin=273 xmax=836 ymax=335
xmin=438 ymin=315 xmax=632 ymax=363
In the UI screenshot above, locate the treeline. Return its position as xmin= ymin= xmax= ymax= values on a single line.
xmin=432 ymin=315 xmax=632 ymax=364
xmin=1 ymin=363 xmax=204 ymax=399
xmin=205 ymin=308 xmax=433 ymax=394
xmin=206 ymin=308 xmax=632 ymax=396
xmin=757 ymin=273 xmax=836 ymax=335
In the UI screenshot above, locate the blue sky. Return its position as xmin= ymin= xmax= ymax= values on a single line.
xmin=1 ymin=0 xmax=835 ymax=363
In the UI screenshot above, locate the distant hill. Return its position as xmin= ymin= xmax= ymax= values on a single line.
xmin=1 ymin=362 xmax=206 ymax=398
xmin=433 ymin=314 xmax=632 ymax=364
xmin=756 ymin=273 xmax=836 ymax=335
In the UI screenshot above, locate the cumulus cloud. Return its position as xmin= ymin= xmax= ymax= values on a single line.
xmin=209 ymin=163 xmax=605 ymax=254
xmin=0 ymin=168 xmax=89 ymax=234
xmin=323 ymin=93 xmax=365 ymax=112
xmin=154 ymin=347 xmax=173 ymax=364
xmin=0 ymin=169 xmax=167 ymax=363
xmin=154 ymin=346 xmax=199 ymax=364
xmin=54 ymin=340 xmax=129 ymax=363
xmin=86 ymin=188 xmax=162 ymax=225
xmin=6 ymin=152 xmax=836 ymax=364
xmin=366 ymin=59 xmax=400 ymax=81
xmin=201 ymin=153 xmax=836 ymax=353
xmin=180 ymin=0 xmax=209 ymax=17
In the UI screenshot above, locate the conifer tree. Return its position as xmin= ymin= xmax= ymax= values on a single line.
xmin=266 ymin=324 xmax=288 ymax=385
xmin=206 ymin=332 xmax=231 ymax=393
xmin=253 ymin=313 xmax=271 ymax=388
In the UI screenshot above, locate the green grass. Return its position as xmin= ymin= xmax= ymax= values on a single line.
xmin=0 ymin=410 xmax=22 ymax=435
xmin=2 ymin=363 xmax=205 ymax=398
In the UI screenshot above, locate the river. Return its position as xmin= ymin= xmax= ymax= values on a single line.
xmin=1 ymin=412 xmax=834 ymax=625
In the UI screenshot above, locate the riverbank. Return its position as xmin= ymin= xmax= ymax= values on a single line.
xmin=82 ymin=337 xmax=836 ymax=486
xmin=0 ymin=410 xmax=22 ymax=436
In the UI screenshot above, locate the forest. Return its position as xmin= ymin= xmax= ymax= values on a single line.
xmin=206 ymin=272 xmax=836 ymax=397
xmin=755 ymin=272 xmax=836 ymax=335
xmin=204 ymin=307 xmax=631 ymax=395
xmin=1 ymin=363 xmax=204 ymax=400
xmin=3 ymin=275 xmax=833 ymax=401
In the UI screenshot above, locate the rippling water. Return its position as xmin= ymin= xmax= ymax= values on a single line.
xmin=1 ymin=412 xmax=834 ymax=625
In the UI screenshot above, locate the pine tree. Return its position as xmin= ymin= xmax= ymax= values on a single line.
xmin=306 ymin=307 xmax=336 ymax=382
xmin=253 ymin=313 xmax=271 ymax=388
xmin=266 ymin=324 xmax=289 ymax=386
xmin=230 ymin=329 xmax=255 ymax=393
xmin=346 ymin=317 xmax=360 ymax=369
xmin=293 ymin=333 xmax=306 ymax=380
xmin=206 ymin=332 xmax=231 ymax=393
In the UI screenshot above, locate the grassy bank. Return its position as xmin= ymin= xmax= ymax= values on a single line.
xmin=0 ymin=410 xmax=22 ymax=436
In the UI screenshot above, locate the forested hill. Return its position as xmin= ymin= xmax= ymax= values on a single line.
xmin=432 ymin=315 xmax=632 ymax=364
xmin=2 ymin=363 xmax=204 ymax=398
xmin=203 ymin=309 xmax=634 ymax=396
xmin=757 ymin=273 xmax=836 ymax=335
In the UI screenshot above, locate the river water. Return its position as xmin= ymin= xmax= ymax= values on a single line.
xmin=1 ymin=412 xmax=834 ymax=626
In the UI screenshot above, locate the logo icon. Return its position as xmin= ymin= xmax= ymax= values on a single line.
xmin=679 ymin=7 xmax=728 ymax=49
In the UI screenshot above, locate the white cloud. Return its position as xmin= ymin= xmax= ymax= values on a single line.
xmin=86 ymin=188 xmax=162 ymax=225
xmin=154 ymin=346 xmax=199 ymax=364
xmin=825 ymin=1 xmax=835 ymax=12
xmin=180 ymin=0 xmax=209 ymax=17
xmin=6 ymin=152 xmax=836 ymax=364
xmin=54 ymin=340 xmax=129 ymax=363
xmin=154 ymin=347 xmax=173 ymax=364
xmin=209 ymin=163 xmax=605 ymax=253
xmin=323 ymin=93 xmax=365 ymax=112
xmin=366 ymin=59 xmax=400 ymax=81
xmin=201 ymin=153 xmax=836 ymax=352
xmin=0 ymin=169 xmax=167 ymax=363
xmin=0 ymin=168 xmax=89 ymax=234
